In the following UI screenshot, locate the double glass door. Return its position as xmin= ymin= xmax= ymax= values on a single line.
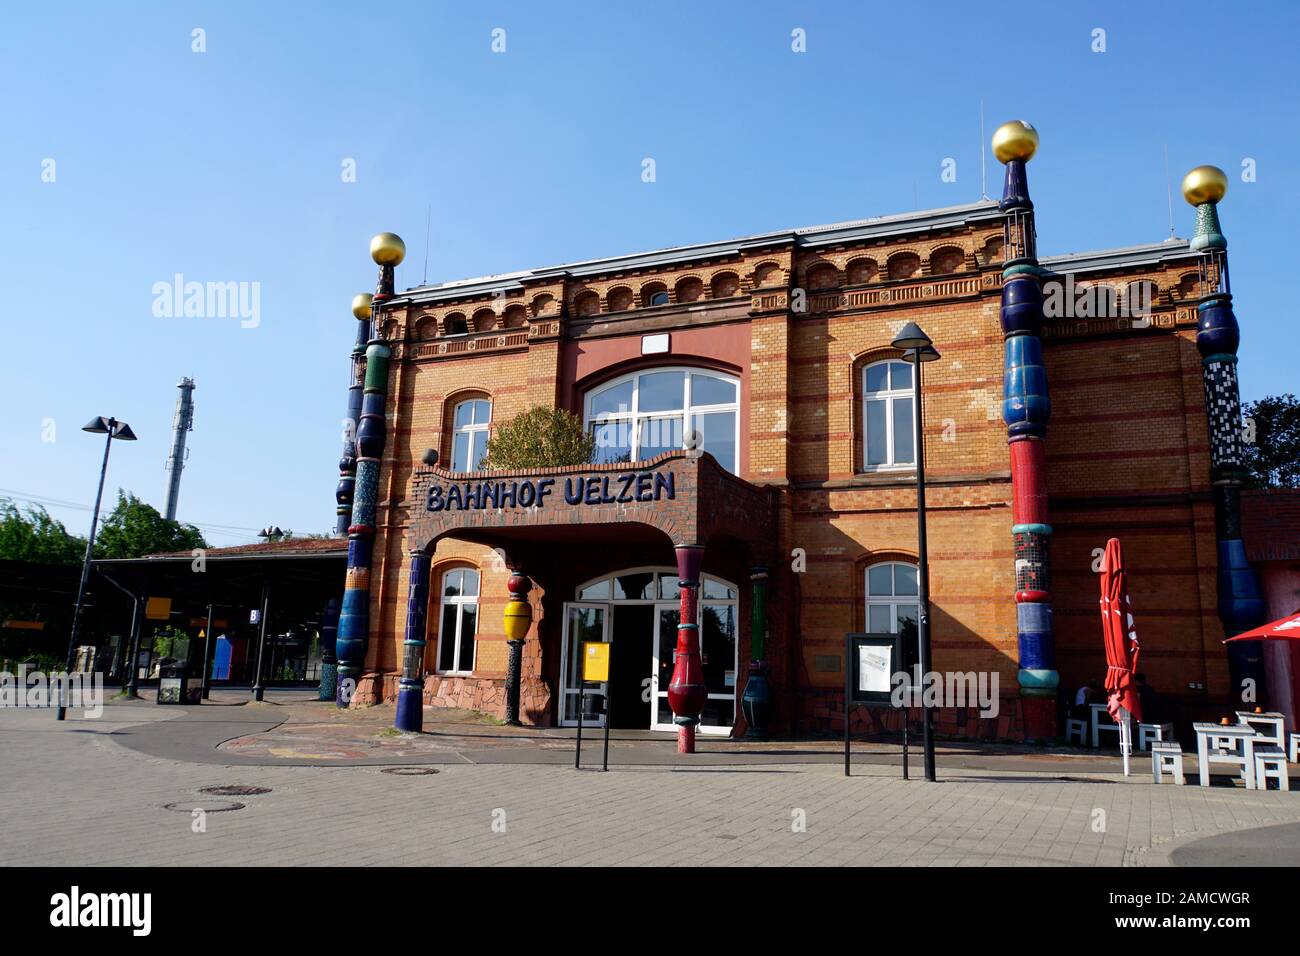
xmin=560 ymin=569 xmax=738 ymax=734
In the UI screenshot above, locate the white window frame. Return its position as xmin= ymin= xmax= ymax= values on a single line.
xmin=434 ymin=567 xmax=480 ymax=675
xmin=450 ymin=398 xmax=492 ymax=472
xmin=864 ymin=561 xmax=920 ymax=635
xmin=583 ymin=367 xmax=740 ymax=473
xmin=862 ymin=359 xmax=916 ymax=471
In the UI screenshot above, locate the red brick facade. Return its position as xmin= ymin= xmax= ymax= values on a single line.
xmin=351 ymin=202 xmax=1245 ymax=739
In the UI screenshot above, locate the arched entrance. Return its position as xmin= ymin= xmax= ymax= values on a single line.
xmin=560 ymin=567 xmax=739 ymax=733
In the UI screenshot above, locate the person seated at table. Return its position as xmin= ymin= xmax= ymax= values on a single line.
xmin=1135 ymin=673 xmax=1159 ymax=723
xmin=1071 ymin=679 xmax=1101 ymax=719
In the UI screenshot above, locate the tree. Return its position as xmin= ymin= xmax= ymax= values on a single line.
xmin=480 ymin=406 xmax=596 ymax=470
xmin=0 ymin=499 xmax=87 ymax=565
xmin=94 ymin=491 xmax=207 ymax=558
xmin=1242 ymin=394 xmax=1300 ymax=488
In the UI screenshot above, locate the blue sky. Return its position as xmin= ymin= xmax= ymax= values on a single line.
xmin=2 ymin=1 xmax=1296 ymax=545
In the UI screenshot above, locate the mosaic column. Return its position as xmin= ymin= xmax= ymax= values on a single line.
xmin=667 ymin=545 xmax=707 ymax=753
xmin=336 ymin=232 xmax=404 ymax=707
xmin=394 ymin=549 xmax=430 ymax=732
xmin=740 ymin=566 xmax=771 ymax=739
xmin=993 ymin=121 xmax=1058 ymax=739
xmin=503 ymin=570 xmax=533 ymax=726
xmin=335 ymin=294 xmax=372 ymax=534
xmin=318 ymin=597 xmax=340 ymax=702
xmin=1182 ymin=166 xmax=1266 ymax=697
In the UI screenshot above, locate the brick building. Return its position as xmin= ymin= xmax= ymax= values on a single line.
xmin=332 ymin=133 xmax=1280 ymax=742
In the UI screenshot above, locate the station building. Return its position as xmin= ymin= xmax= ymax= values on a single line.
xmin=334 ymin=132 xmax=1287 ymax=741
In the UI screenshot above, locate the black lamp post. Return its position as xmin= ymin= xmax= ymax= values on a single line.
xmin=57 ymin=416 xmax=137 ymax=721
xmin=891 ymin=323 xmax=940 ymax=782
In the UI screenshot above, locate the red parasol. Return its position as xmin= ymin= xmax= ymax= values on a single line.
xmin=1222 ymin=611 xmax=1300 ymax=642
xmin=1099 ymin=537 xmax=1142 ymax=723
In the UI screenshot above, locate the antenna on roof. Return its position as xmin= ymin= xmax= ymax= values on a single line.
xmin=1163 ymin=144 xmax=1176 ymax=241
xmin=422 ymin=204 xmax=432 ymax=285
xmin=979 ymin=100 xmax=989 ymax=200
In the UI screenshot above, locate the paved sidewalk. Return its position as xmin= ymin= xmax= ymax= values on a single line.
xmin=2 ymin=695 xmax=1299 ymax=866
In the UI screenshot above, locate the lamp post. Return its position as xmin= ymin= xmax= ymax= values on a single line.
xmin=891 ymin=323 xmax=940 ymax=782
xmin=250 ymin=526 xmax=283 ymax=702
xmin=57 ymin=416 xmax=137 ymax=721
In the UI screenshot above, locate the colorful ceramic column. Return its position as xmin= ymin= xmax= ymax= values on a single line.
xmin=993 ymin=121 xmax=1058 ymax=740
xmin=503 ymin=570 xmax=533 ymax=726
xmin=335 ymin=294 xmax=372 ymax=534
xmin=740 ymin=566 xmax=771 ymax=739
xmin=1181 ymin=166 xmax=1266 ymax=696
xmin=394 ymin=549 xmax=430 ymax=732
xmin=667 ymin=544 xmax=707 ymax=753
xmin=335 ymin=232 xmax=405 ymax=707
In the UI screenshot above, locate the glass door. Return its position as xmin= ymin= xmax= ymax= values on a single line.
xmin=559 ymin=602 xmax=609 ymax=727
xmin=650 ymin=604 xmax=680 ymax=731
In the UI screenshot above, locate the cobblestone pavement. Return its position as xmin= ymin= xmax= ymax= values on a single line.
xmin=3 ymin=696 xmax=1299 ymax=867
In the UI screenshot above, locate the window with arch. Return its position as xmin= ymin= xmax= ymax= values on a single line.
xmin=450 ymin=398 xmax=491 ymax=472
xmin=862 ymin=359 xmax=914 ymax=470
xmin=584 ymin=367 xmax=739 ymax=473
xmin=865 ymin=561 xmax=919 ymax=636
xmin=435 ymin=567 xmax=479 ymax=674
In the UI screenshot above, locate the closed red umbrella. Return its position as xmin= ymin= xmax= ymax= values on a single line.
xmin=1222 ymin=611 xmax=1300 ymax=642
xmin=1099 ymin=538 xmax=1141 ymax=773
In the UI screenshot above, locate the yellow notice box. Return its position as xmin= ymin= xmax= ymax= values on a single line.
xmin=582 ymin=641 xmax=610 ymax=682
xmin=145 ymin=597 xmax=173 ymax=621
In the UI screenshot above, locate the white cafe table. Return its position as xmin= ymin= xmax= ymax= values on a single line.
xmin=1236 ymin=711 xmax=1285 ymax=749
xmin=1089 ymin=703 xmax=1121 ymax=748
xmin=1193 ymin=722 xmax=1258 ymax=788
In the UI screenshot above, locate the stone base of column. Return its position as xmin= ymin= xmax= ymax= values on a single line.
xmin=504 ymin=640 xmax=524 ymax=726
xmin=1020 ymin=695 xmax=1056 ymax=741
xmin=677 ymin=722 xmax=696 ymax=754
xmin=318 ymin=661 xmax=337 ymax=702
xmin=394 ymin=681 xmax=423 ymax=733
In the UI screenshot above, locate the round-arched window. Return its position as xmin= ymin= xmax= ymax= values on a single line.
xmin=584 ymin=367 xmax=739 ymax=472
xmin=862 ymin=359 xmax=915 ymax=469
xmin=865 ymin=561 xmax=919 ymax=635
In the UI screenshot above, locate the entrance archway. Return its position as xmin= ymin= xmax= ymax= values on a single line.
xmin=560 ymin=567 xmax=738 ymax=733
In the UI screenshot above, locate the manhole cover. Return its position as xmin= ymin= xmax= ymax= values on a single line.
xmin=162 ymin=800 xmax=244 ymax=813
xmin=199 ymin=785 xmax=273 ymax=796
xmin=380 ymin=766 xmax=440 ymax=776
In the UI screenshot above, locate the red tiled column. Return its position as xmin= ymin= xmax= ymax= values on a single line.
xmin=667 ymin=545 xmax=706 ymax=754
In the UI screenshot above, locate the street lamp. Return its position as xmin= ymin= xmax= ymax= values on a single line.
xmin=891 ymin=323 xmax=940 ymax=782
xmin=57 ymin=416 xmax=137 ymax=720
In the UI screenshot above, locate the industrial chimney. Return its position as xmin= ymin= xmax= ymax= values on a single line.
xmin=162 ymin=377 xmax=195 ymax=521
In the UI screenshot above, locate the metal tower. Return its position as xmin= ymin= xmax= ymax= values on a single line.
xmin=162 ymin=377 xmax=195 ymax=521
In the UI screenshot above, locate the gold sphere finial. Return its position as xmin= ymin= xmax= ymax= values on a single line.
xmin=992 ymin=120 xmax=1039 ymax=164
xmin=370 ymin=232 xmax=406 ymax=266
xmin=351 ymin=293 xmax=374 ymax=320
xmin=1181 ymin=165 xmax=1227 ymax=206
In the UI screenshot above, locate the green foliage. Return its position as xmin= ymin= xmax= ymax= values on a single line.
xmin=94 ymin=491 xmax=207 ymax=559
xmin=0 ymin=499 xmax=87 ymax=565
xmin=480 ymin=405 xmax=596 ymax=470
xmin=1243 ymin=393 xmax=1300 ymax=488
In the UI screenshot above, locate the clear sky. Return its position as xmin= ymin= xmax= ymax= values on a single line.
xmin=2 ymin=1 xmax=1296 ymax=545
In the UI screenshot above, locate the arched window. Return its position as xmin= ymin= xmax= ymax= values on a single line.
xmin=862 ymin=359 xmax=914 ymax=469
xmin=584 ymin=367 xmax=739 ymax=473
xmin=450 ymin=398 xmax=491 ymax=471
xmin=865 ymin=561 xmax=919 ymax=635
xmin=435 ymin=567 xmax=479 ymax=674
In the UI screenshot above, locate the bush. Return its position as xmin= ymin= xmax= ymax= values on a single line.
xmin=480 ymin=406 xmax=596 ymax=470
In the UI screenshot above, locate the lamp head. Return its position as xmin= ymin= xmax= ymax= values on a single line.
xmin=891 ymin=321 xmax=933 ymax=352
xmin=901 ymin=345 xmax=941 ymax=364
